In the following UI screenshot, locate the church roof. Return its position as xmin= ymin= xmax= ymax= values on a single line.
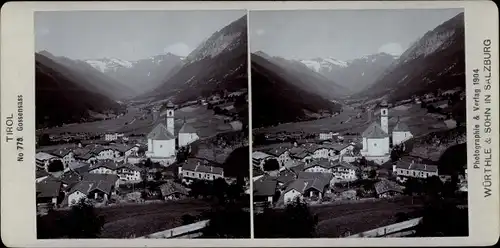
xmin=393 ymin=121 xmax=411 ymax=132
xmin=362 ymin=122 xmax=389 ymax=139
xmin=147 ymin=123 xmax=175 ymax=140
xmin=179 ymin=122 xmax=197 ymax=134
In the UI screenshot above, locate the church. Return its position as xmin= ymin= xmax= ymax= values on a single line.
xmin=146 ymin=101 xmax=200 ymax=165
xmin=360 ymin=100 xmax=412 ymax=164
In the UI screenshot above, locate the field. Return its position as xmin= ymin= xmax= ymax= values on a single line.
xmin=254 ymin=106 xmax=366 ymax=135
xmin=38 ymin=107 xmax=144 ymax=135
xmin=96 ymin=199 xmax=212 ymax=238
xmin=38 ymin=104 xmax=235 ymax=139
xmin=255 ymin=104 xmax=449 ymax=138
xmin=312 ymin=196 xmax=424 ymax=237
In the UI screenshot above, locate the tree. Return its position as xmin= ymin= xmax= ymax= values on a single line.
xmin=212 ymin=178 xmax=229 ymax=204
xmin=47 ymin=160 xmax=64 ymax=172
xmin=424 ymin=176 xmax=444 ymax=198
xmin=38 ymin=133 xmax=51 ymax=146
xmin=415 ymin=198 xmax=468 ymax=237
xmin=355 ymin=169 xmax=363 ymax=181
xmin=282 ymin=198 xmax=318 ymax=238
xmin=181 ymin=214 xmax=197 ymax=225
xmin=263 ymin=158 xmax=280 ymax=171
xmin=202 ymin=204 xmax=251 ymax=238
xmin=369 ymin=169 xmax=377 ymax=179
xmin=154 ymin=171 xmax=162 ymax=181
xmin=65 ymin=198 xmax=105 ymax=238
xmin=144 ymin=158 xmax=153 ymax=168
xmin=226 ymin=182 xmax=244 ymax=203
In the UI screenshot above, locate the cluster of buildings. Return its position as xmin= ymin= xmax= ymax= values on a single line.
xmin=253 ymin=98 xmax=469 ymax=207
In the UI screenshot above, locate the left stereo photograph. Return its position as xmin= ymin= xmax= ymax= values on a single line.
xmin=34 ymin=10 xmax=250 ymax=239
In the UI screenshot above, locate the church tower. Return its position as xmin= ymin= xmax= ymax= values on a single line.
xmin=380 ymin=100 xmax=389 ymax=134
xmin=165 ymin=101 xmax=175 ymax=135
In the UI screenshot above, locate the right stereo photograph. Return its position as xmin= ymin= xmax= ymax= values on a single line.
xmin=249 ymin=9 xmax=468 ymax=238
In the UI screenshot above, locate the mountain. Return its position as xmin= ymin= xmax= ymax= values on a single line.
xmin=357 ymin=12 xmax=465 ymax=103
xmin=262 ymin=54 xmax=351 ymax=99
xmin=85 ymin=53 xmax=184 ymax=95
xmin=39 ymin=51 xmax=136 ymax=100
xmin=251 ymin=52 xmax=342 ymax=128
xmin=300 ymin=53 xmax=398 ymax=93
xmin=35 ymin=53 xmax=124 ymax=129
xmin=141 ymin=15 xmax=248 ymax=103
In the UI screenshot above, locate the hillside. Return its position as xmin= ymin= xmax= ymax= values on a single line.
xmin=85 ymin=53 xmax=184 ymax=95
xmin=255 ymin=51 xmax=350 ymax=99
xmin=141 ymin=15 xmax=248 ymax=103
xmin=35 ymin=53 xmax=123 ymax=129
xmin=38 ymin=51 xmax=136 ymax=100
xmin=300 ymin=53 xmax=397 ymax=94
xmin=251 ymin=53 xmax=342 ymax=128
xmin=357 ymin=12 xmax=465 ymax=103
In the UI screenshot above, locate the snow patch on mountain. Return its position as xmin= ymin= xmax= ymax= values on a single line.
xmin=300 ymin=57 xmax=348 ymax=72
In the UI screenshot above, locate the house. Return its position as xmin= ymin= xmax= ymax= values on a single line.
xmin=304 ymin=158 xmax=335 ymax=173
xmin=104 ymin=133 xmax=120 ymax=141
xmin=282 ymin=176 xmax=330 ymax=204
xmin=253 ymin=177 xmax=278 ymax=206
xmin=307 ymin=144 xmax=338 ymax=160
xmin=290 ymin=147 xmax=313 ymax=163
xmin=66 ymin=180 xmax=115 ymax=207
xmin=264 ymin=144 xmax=292 ymax=167
xmin=252 ymin=151 xmax=275 ymax=168
xmin=392 ymin=120 xmax=413 ymax=146
xmin=178 ymin=121 xmax=199 ymax=147
xmin=73 ymin=148 xmax=98 ymax=164
xmin=178 ymin=159 xmax=224 ymax=184
xmin=36 ymin=180 xmax=63 ymax=208
xmin=87 ymin=145 xmax=116 ymax=160
xmin=393 ymin=160 xmax=439 ymax=182
xmin=283 ymin=179 xmax=307 ymax=204
xmin=276 ymin=169 xmax=296 ymax=187
xmin=36 ymin=152 xmax=58 ymax=170
xmin=159 ymin=180 xmax=189 ymax=201
xmin=374 ymin=179 xmax=403 ymax=198
xmin=110 ymin=144 xmax=139 ymax=158
xmin=88 ymin=159 xmax=119 ymax=175
xmin=319 ymin=132 xmax=338 ymax=141
xmin=50 ymin=148 xmax=75 ymax=167
xmin=146 ymin=101 xmax=176 ymax=165
xmin=116 ymin=163 xmax=142 ymax=183
xmin=59 ymin=170 xmax=82 ymax=190
xmin=330 ymin=161 xmax=358 ymax=181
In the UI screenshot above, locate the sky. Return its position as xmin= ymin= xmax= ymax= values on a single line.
xmin=35 ymin=10 xmax=246 ymax=61
xmin=250 ymin=9 xmax=463 ymax=61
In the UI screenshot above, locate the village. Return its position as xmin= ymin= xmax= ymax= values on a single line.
xmin=35 ymin=90 xmax=250 ymax=237
xmin=252 ymin=87 xmax=468 ymax=236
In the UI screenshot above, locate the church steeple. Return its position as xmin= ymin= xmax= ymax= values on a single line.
xmin=380 ymin=100 xmax=388 ymax=134
xmin=165 ymin=101 xmax=175 ymax=135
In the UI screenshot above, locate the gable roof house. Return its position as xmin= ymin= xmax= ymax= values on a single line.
xmin=88 ymin=159 xmax=119 ymax=174
xmin=393 ymin=160 xmax=439 ymax=180
xmin=374 ymin=179 xmax=404 ymax=198
xmin=253 ymin=177 xmax=278 ymax=206
xmin=159 ymin=180 xmax=189 ymax=201
xmin=36 ymin=180 xmax=63 ymax=207
xmin=179 ymin=158 xmax=224 ymax=183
